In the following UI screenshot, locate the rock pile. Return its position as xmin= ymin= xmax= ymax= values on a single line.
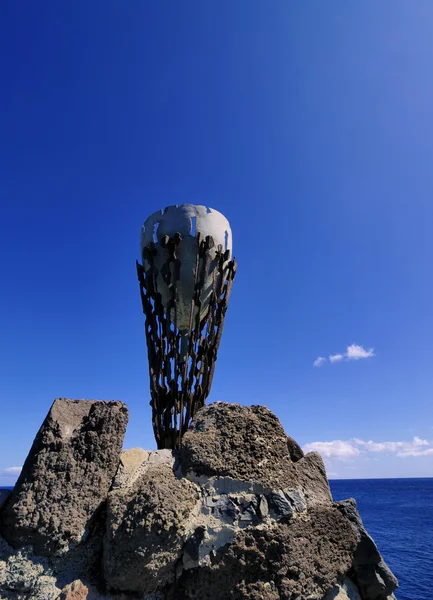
xmin=0 ymin=399 xmax=398 ymax=600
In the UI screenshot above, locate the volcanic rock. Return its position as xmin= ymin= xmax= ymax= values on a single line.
xmin=335 ymin=499 xmax=399 ymax=600
xmin=0 ymin=401 xmax=398 ymax=600
xmin=104 ymin=462 xmax=200 ymax=594
xmin=180 ymin=402 xmax=332 ymax=505
xmin=0 ymin=399 xmax=128 ymax=556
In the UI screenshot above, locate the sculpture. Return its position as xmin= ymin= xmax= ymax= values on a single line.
xmin=137 ymin=204 xmax=237 ymax=449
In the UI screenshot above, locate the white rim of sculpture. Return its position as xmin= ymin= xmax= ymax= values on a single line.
xmin=140 ymin=204 xmax=233 ymax=332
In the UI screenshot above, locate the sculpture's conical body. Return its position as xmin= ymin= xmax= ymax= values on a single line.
xmin=137 ymin=204 xmax=236 ymax=448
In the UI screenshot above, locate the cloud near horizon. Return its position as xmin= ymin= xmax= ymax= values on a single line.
xmin=303 ymin=436 xmax=433 ymax=460
xmin=0 ymin=466 xmax=22 ymax=477
xmin=313 ymin=344 xmax=375 ymax=367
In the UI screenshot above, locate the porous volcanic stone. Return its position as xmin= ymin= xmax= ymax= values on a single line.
xmin=180 ymin=402 xmax=332 ymax=505
xmin=335 ymin=499 xmax=398 ymax=600
xmin=104 ymin=463 xmax=200 ymax=595
xmin=175 ymin=506 xmax=358 ymax=600
xmin=293 ymin=451 xmax=333 ymax=506
xmin=0 ymin=399 xmax=128 ymax=556
xmin=180 ymin=403 xmax=297 ymax=488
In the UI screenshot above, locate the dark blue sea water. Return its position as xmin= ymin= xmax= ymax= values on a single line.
xmin=330 ymin=478 xmax=433 ymax=600
xmin=1 ymin=479 xmax=431 ymax=599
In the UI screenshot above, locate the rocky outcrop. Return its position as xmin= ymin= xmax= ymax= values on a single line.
xmin=0 ymin=401 xmax=398 ymax=600
xmin=176 ymin=507 xmax=357 ymax=599
xmin=293 ymin=451 xmax=333 ymax=506
xmin=335 ymin=500 xmax=399 ymax=600
xmin=180 ymin=404 xmax=296 ymax=488
xmin=180 ymin=403 xmax=332 ymax=508
xmin=104 ymin=462 xmax=200 ymax=594
xmin=0 ymin=399 xmax=129 ymax=556
xmin=179 ymin=403 xmax=332 ymax=506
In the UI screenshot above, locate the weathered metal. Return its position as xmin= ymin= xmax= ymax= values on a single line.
xmin=137 ymin=206 xmax=236 ymax=449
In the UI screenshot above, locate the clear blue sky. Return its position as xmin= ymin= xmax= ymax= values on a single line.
xmin=1 ymin=1 xmax=432 ymax=485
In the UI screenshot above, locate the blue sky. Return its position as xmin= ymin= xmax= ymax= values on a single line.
xmin=1 ymin=1 xmax=432 ymax=485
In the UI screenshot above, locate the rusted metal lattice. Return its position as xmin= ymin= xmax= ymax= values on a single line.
xmin=137 ymin=232 xmax=237 ymax=449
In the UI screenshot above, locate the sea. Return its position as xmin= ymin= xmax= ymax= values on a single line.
xmin=330 ymin=478 xmax=433 ymax=600
xmin=0 ymin=478 xmax=431 ymax=600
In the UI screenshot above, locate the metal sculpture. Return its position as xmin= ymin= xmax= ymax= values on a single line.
xmin=137 ymin=204 xmax=237 ymax=449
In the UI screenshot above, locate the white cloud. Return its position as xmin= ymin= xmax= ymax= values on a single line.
xmin=0 ymin=466 xmax=22 ymax=477
xmin=346 ymin=344 xmax=375 ymax=360
xmin=398 ymin=447 xmax=433 ymax=458
xmin=313 ymin=356 xmax=326 ymax=367
xmin=354 ymin=436 xmax=431 ymax=457
xmin=303 ymin=436 xmax=433 ymax=462
xmin=313 ymin=344 xmax=375 ymax=366
xmin=303 ymin=440 xmax=360 ymax=460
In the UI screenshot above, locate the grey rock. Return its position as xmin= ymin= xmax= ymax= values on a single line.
xmin=268 ymin=491 xmax=293 ymax=520
xmin=257 ymin=495 xmax=269 ymax=519
xmin=189 ymin=474 xmax=267 ymax=495
xmin=0 ymin=535 xmax=61 ymax=600
xmin=324 ymin=577 xmax=362 ymax=600
xmin=180 ymin=403 xmax=332 ymax=507
xmin=294 ymin=451 xmax=333 ymax=506
xmin=335 ymin=499 xmax=398 ymax=599
xmin=176 ymin=506 xmax=358 ymax=599
xmin=237 ymin=497 xmax=258 ymax=524
xmin=0 ymin=400 xmax=399 ymax=600
xmin=104 ymin=463 xmax=200 ymax=594
xmin=0 ymin=533 xmax=165 ymax=600
xmin=284 ymin=488 xmax=307 ymax=513
xmin=0 ymin=399 xmax=128 ymax=556
xmin=205 ymin=495 xmax=238 ymax=521
xmin=148 ymin=449 xmax=174 ymax=465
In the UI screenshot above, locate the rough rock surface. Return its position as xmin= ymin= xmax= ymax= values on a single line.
xmin=180 ymin=403 xmax=295 ymax=487
xmin=0 ymin=401 xmax=398 ymax=600
xmin=176 ymin=507 xmax=357 ymax=600
xmin=324 ymin=578 xmax=362 ymax=600
xmin=0 ymin=399 xmax=129 ymax=556
xmin=293 ymin=451 xmax=333 ymax=506
xmin=111 ymin=447 xmax=149 ymax=489
xmin=286 ymin=435 xmax=304 ymax=462
xmin=0 ymin=535 xmax=60 ymax=600
xmin=180 ymin=402 xmax=332 ymax=506
xmin=104 ymin=462 xmax=200 ymax=594
xmin=335 ymin=500 xmax=398 ymax=600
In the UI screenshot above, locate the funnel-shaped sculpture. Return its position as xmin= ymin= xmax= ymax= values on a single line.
xmin=137 ymin=204 xmax=236 ymax=449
